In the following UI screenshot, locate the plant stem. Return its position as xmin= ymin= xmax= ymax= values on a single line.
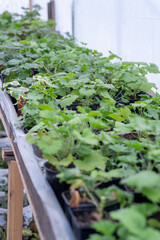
xmin=83 ymin=184 xmax=99 ymax=209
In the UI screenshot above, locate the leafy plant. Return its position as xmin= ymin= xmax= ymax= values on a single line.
xmin=1 ymin=6 xmax=160 ymax=240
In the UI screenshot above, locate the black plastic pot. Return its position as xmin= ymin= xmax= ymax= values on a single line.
xmin=30 ymin=68 xmax=39 ymax=76
xmin=104 ymin=201 xmax=120 ymax=212
xmin=32 ymin=144 xmax=43 ymax=158
xmin=0 ymin=73 xmax=6 ymax=83
xmin=133 ymin=192 xmax=150 ymax=203
xmin=7 ymin=93 xmax=17 ymax=112
xmin=115 ymin=89 xmax=153 ymax=108
xmin=68 ymin=197 xmax=120 ymax=240
xmin=69 ymin=208 xmax=96 ymax=240
xmin=62 ymin=191 xmax=96 ymax=225
xmin=66 ymin=102 xmax=81 ymax=111
xmin=124 ymin=185 xmax=150 ymax=203
xmin=97 ymin=178 xmax=121 ymax=189
xmin=43 ymin=162 xmax=69 ymax=207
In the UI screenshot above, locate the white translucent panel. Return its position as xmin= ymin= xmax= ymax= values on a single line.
xmin=73 ymin=0 xmax=160 ymax=92
xmin=0 ymin=0 xmax=29 ymax=15
xmin=55 ymin=0 xmax=73 ymax=35
xmin=33 ymin=0 xmax=50 ymax=20
xmin=0 ymin=0 xmax=49 ymax=20
xmin=120 ymin=0 xmax=160 ymax=91
xmin=74 ymin=0 xmax=119 ymax=55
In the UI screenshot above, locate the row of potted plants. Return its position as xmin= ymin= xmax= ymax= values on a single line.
xmin=1 ymin=6 xmax=160 ymax=240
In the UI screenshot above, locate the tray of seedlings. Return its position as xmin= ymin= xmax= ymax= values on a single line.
xmin=0 ymin=5 xmax=160 ymax=240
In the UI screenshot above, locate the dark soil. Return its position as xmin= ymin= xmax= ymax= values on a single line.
xmin=118 ymin=132 xmax=156 ymax=141
xmin=44 ymin=161 xmax=57 ymax=172
xmin=74 ymin=209 xmax=100 ymax=227
xmin=74 ymin=209 xmax=111 ymax=227
xmin=117 ymin=132 xmax=139 ymax=140
xmin=150 ymin=211 xmax=160 ymax=221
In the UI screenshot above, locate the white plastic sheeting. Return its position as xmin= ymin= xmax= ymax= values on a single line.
xmin=55 ymin=0 xmax=73 ymax=34
xmin=0 ymin=0 xmax=49 ymax=20
xmin=0 ymin=0 xmax=29 ymax=16
xmin=73 ymin=0 xmax=120 ymax=55
xmin=55 ymin=0 xmax=160 ymax=91
xmin=33 ymin=0 xmax=50 ymax=20
xmin=72 ymin=0 xmax=160 ymax=61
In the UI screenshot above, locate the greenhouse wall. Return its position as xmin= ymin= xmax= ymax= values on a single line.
xmin=55 ymin=0 xmax=160 ymax=92
xmin=55 ymin=0 xmax=73 ymax=35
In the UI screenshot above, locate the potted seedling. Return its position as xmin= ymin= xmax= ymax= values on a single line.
xmin=58 ymin=166 xmax=132 ymax=240
xmin=68 ymin=185 xmax=132 ymax=240
xmin=26 ymin=110 xmax=104 ymax=205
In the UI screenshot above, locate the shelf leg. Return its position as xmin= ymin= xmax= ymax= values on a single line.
xmin=7 ymin=160 xmax=23 ymax=240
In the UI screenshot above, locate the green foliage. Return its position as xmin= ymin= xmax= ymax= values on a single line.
xmin=75 ymin=150 xmax=106 ymax=171
xmin=111 ymin=208 xmax=147 ymax=234
xmin=73 ymin=128 xmax=98 ymax=145
xmin=60 ymin=95 xmax=78 ymax=108
xmin=1 ymin=7 xmax=160 ymax=240
xmin=87 ymin=220 xmax=117 ymax=240
xmin=110 ymin=205 xmax=160 ymax=240
xmin=122 ymin=171 xmax=160 ymax=202
xmin=92 ymin=220 xmax=117 ymax=235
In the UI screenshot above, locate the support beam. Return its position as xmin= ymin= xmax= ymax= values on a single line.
xmin=29 ymin=0 xmax=32 ymax=13
xmin=2 ymin=148 xmax=15 ymax=162
xmin=7 ymin=160 xmax=23 ymax=240
xmin=48 ymin=0 xmax=55 ymax=21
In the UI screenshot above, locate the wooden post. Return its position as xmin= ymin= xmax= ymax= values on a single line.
xmin=29 ymin=0 xmax=32 ymax=13
xmin=7 ymin=161 xmax=23 ymax=240
xmin=2 ymin=148 xmax=16 ymax=162
xmin=48 ymin=0 xmax=55 ymax=21
xmin=2 ymin=148 xmax=24 ymax=240
xmin=48 ymin=1 xmax=51 ymax=19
